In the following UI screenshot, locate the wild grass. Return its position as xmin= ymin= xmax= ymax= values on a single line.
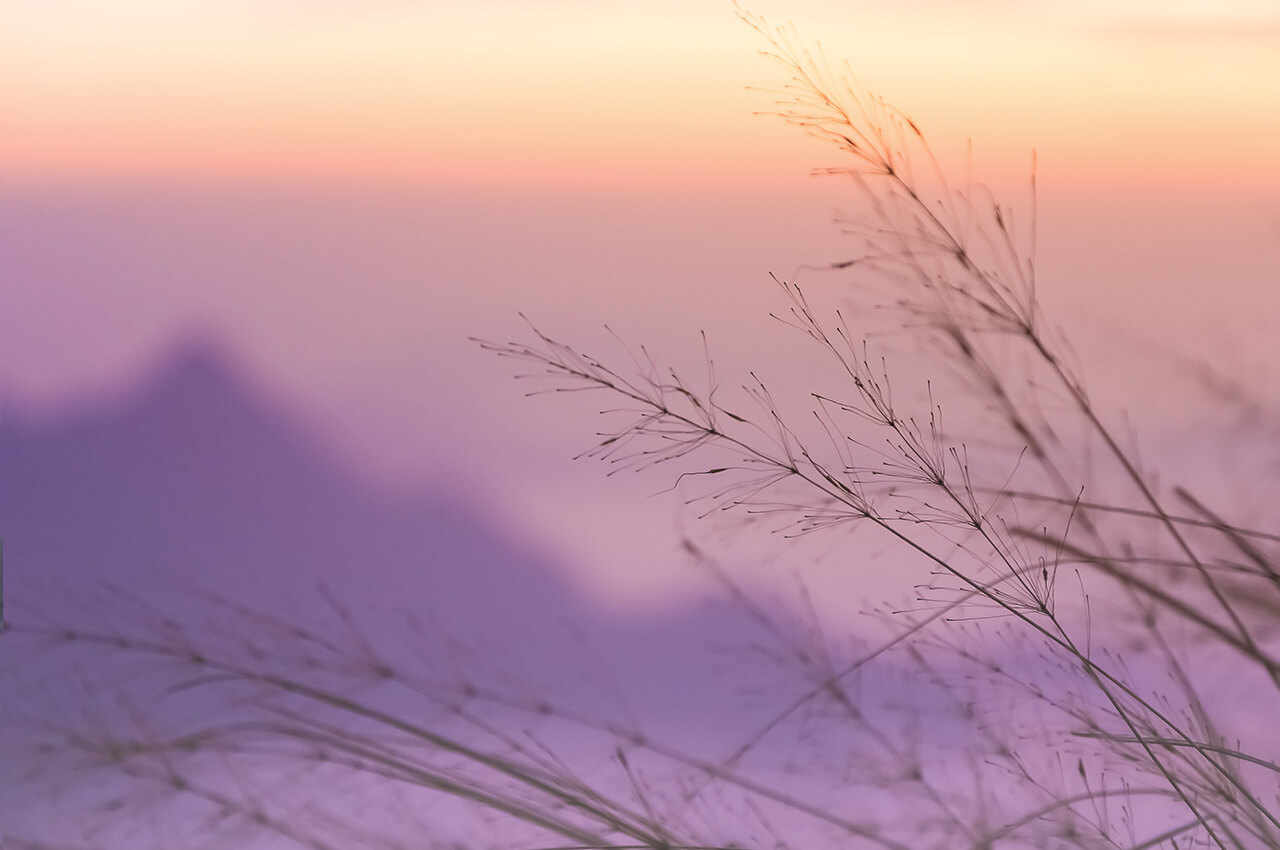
xmin=5 ymin=9 xmax=1279 ymax=850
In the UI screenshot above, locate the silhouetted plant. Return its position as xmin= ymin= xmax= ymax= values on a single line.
xmin=6 ymin=9 xmax=1278 ymax=850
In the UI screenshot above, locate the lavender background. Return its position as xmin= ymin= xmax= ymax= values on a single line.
xmin=1 ymin=1 xmax=1278 ymax=842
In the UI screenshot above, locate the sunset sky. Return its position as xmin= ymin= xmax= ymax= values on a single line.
xmin=5 ymin=0 xmax=1280 ymax=186
xmin=2 ymin=0 xmax=1277 ymax=609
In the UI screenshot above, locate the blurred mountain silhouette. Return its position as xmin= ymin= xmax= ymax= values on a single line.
xmin=1 ymin=338 xmax=569 ymax=621
xmin=0 ymin=337 xmax=792 ymax=723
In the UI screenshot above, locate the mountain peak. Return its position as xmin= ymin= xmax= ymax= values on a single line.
xmin=143 ymin=334 xmax=249 ymax=404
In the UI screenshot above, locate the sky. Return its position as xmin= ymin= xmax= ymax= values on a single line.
xmin=1 ymin=0 xmax=1278 ymax=611
xmin=4 ymin=0 xmax=1280 ymax=186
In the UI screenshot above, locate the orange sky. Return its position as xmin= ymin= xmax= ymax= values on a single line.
xmin=4 ymin=1 xmax=1279 ymax=189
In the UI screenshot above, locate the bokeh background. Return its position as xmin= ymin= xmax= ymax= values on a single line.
xmin=1 ymin=0 xmax=1278 ymax=843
